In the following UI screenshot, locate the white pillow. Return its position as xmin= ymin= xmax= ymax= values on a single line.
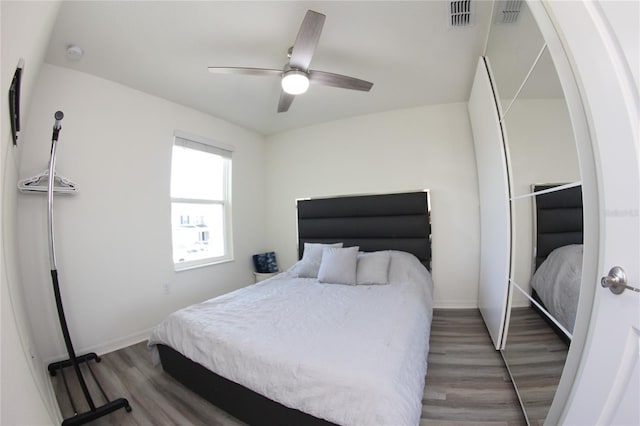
xmin=318 ymin=246 xmax=359 ymax=285
xmin=292 ymin=242 xmax=343 ymax=278
xmin=356 ymin=251 xmax=391 ymax=285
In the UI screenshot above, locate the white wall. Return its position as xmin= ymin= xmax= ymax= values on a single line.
xmin=265 ymin=103 xmax=480 ymax=308
xmin=16 ymin=64 xmax=267 ymax=363
xmin=1 ymin=1 xmax=63 ymax=424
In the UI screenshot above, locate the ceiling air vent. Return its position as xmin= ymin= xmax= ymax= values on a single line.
xmin=448 ymin=0 xmax=474 ymax=27
xmin=499 ymin=0 xmax=523 ymax=24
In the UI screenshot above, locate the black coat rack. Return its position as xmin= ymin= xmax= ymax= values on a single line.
xmin=44 ymin=111 xmax=131 ymax=425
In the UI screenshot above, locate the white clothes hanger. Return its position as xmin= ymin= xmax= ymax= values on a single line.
xmin=18 ymin=169 xmax=78 ymax=194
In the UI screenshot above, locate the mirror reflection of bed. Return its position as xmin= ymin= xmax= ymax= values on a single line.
xmin=530 ymin=184 xmax=583 ymax=341
xmin=503 ymin=183 xmax=583 ymax=425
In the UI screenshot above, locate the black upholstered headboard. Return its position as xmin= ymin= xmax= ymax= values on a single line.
xmin=533 ymin=184 xmax=583 ymax=271
xmin=297 ymin=191 xmax=431 ymax=269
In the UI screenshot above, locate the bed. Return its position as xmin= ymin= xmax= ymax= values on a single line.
xmin=529 ymin=184 xmax=583 ymax=339
xmin=148 ymin=191 xmax=433 ymax=425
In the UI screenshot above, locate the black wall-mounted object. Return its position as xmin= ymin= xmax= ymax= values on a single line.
xmin=9 ymin=59 xmax=24 ymax=146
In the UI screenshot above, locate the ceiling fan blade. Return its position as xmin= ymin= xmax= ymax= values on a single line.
xmin=277 ymin=91 xmax=295 ymax=113
xmin=309 ymin=70 xmax=374 ymax=91
xmin=208 ymin=67 xmax=283 ymax=77
xmin=289 ymin=10 xmax=326 ymax=71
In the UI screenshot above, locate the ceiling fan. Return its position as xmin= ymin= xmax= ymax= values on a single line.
xmin=208 ymin=10 xmax=374 ymax=113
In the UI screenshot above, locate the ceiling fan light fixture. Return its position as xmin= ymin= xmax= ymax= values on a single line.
xmin=281 ymin=70 xmax=309 ymax=95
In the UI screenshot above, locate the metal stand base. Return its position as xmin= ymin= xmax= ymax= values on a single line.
xmin=60 ymin=398 xmax=131 ymax=426
xmin=48 ymin=354 xmax=132 ymax=426
xmin=48 ymin=352 xmax=101 ymax=375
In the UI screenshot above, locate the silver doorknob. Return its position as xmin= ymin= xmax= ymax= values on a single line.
xmin=601 ymin=266 xmax=640 ymax=294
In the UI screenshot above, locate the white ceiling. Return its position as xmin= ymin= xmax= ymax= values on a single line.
xmin=45 ymin=1 xmax=496 ymax=136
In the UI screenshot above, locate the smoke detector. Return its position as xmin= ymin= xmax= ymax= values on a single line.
xmin=66 ymin=45 xmax=84 ymax=61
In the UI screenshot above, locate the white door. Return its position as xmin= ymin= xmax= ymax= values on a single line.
xmin=542 ymin=2 xmax=640 ymax=424
xmin=467 ymin=58 xmax=511 ymax=350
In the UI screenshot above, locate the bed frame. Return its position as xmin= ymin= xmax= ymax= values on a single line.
xmin=531 ymin=183 xmax=583 ymax=344
xmin=158 ymin=191 xmax=432 ymax=425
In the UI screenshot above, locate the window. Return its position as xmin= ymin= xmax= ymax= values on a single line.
xmin=171 ymin=132 xmax=233 ymax=270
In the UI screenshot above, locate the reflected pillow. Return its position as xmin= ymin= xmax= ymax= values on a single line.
xmin=292 ymin=242 xmax=343 ymax=278
xmin=356 ymin=251 xmax=391 ymax=285
xmin=318 ymin=246 xmax=359 ymax=285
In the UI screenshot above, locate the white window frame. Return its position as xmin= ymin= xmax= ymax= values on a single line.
xmin=171 ymin=130 xmax=234 ymax=271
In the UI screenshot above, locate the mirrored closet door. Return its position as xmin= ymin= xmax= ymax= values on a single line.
xmin=484 ymin=1 xmax=583 ymax=424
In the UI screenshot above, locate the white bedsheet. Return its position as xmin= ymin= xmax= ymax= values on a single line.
xmin=148 ymin=250 xmax=434 ymax=426
xmin=531 ymin=244 xmax=583 ymax=333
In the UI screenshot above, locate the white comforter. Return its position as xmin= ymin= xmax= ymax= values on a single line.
xmin=148 ymin=251 xmax=434 ymax=426
xmin=531 ymin=244 xmax=583 ymax=334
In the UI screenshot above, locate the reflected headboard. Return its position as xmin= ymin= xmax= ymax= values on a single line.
xmin=297 ymin=191 xmax=431 ymax=270
xmin=533 ymin=184 xmax=583 ymax=271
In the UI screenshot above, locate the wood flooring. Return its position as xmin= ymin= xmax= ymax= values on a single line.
xmin=51 ymin=309 xmax=527 ymax=425
xmin=422 ymin=309 xmax=526 ymax=426
xmin=502 ymin=307 xmax=569 ymax=426
xmin=51 ymin=342 xmax=244 ymax=426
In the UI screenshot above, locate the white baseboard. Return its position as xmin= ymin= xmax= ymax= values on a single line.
xmin=46 ymin=327 xmax=154 ymax=365
xmin=433 ymin=300 xmax=479 ymax=309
